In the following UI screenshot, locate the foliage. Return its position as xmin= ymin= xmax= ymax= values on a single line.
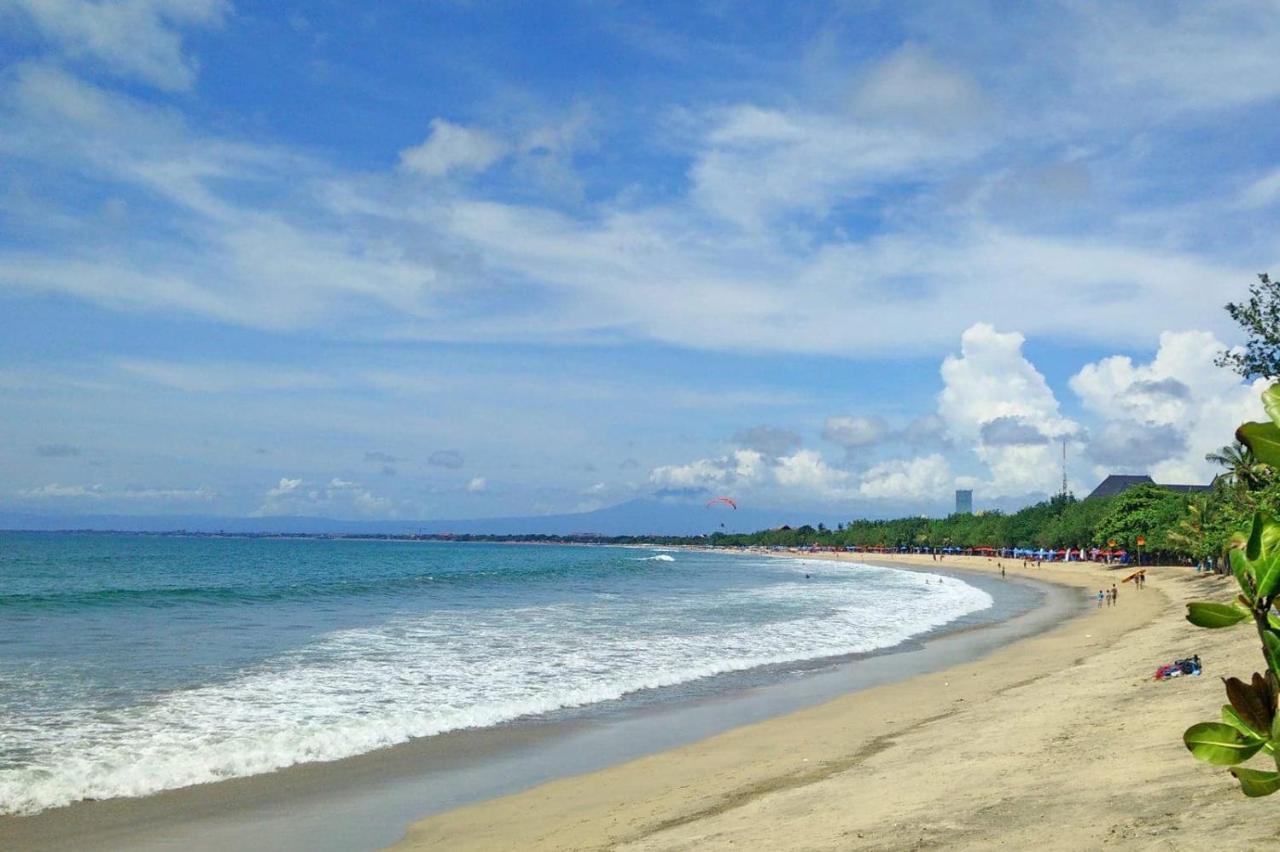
xmin=1217 ymin=274 xmax=1280 ymax=381
xmin=1186 ymin=368 xmax=1280 ymax=796
xmin=1206 ymin=441 xmax=1271 ymax=495
xmin=1094 ymin=484 xmax=1185 ymax=553
xmin=1183 ymin=508 xmax=1280 ymax=795
xmin=1166 ymin=492 xmax=1215 ymax=563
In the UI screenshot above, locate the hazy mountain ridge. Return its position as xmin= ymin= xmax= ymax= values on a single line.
xmin=0 ymin=498 xmax=856 ymax=537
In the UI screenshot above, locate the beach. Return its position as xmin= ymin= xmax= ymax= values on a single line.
xmin=397 ymin=553 xmax=1274 ymax=851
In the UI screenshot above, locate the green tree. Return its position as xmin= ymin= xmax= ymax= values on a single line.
xmin=1217 ymin=273 xmax=1280 ymax=380
xmin=1166 ymin=492 xmax=1215 ymax=563
xmin=1095 ymin=484 xmax=1184 ymax=557
xmin=1207 ymin=441 xmax=1271 ymax=494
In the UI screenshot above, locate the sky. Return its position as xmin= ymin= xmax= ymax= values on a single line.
xmin=1 ymin=0 xmax=1279 ymax=523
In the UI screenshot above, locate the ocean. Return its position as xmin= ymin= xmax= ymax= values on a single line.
xmin=0 ymin=533 xmax=998 ymax=816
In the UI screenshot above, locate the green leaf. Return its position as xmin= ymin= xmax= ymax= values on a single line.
xmin=1263 ymin=384 xmax=1280 ymax=427
xmin=1239 ymin=422 xmax=1280 ymax=469
xmin=1224 ymin=705 xmax=1267 ymax=739
xmin=1184 ymin=722 xmax=1265 ymax=765
xmin=1249 ymin=512 xmax=1265 ymax=561
xmin=1232 ymin=767 xmax=1280 ymax=797
xmin=1233 ymin=548 xmax=1255 ymax=597
xmin=1264 ymin=632 xmax=1280 ymax=680
xmin=1186 ymin=601 xmax=1250 ymax=628
xmin=1257 ymin=531 xmax=1280 ymax=601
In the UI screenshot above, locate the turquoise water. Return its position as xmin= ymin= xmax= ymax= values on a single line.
xmin=0 ymin=533 xmax=994 ymax=815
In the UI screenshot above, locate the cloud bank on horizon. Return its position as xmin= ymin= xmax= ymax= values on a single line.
xmin=1 ymin=0 xmax=1277 ymax=521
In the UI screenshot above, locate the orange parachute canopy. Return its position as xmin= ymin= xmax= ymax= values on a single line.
xmin=706 ymin=496 xmax=737 ymax=510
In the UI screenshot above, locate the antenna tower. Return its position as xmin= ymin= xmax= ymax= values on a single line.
xmin=1061 ymin=437 xmax=1069 ymax=498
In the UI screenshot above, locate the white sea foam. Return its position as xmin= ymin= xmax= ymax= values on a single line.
xmin=635 ymin=554 xmax=676 ymax=562
xmin=0 ymin=560 xmax=990 ymax=815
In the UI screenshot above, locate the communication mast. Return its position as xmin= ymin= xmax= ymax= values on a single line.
xmin=1061 ymin=437 xmax=1069 ymax=498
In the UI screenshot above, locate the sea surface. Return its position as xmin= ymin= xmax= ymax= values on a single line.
xmin=0 ymin=533 xmax=997 ymax=816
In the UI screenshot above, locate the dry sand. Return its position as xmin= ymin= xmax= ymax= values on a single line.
xmin=394 ymin=553 xmax=1277 ymax=851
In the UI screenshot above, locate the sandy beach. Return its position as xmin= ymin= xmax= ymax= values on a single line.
xmin=396 ymin=553 xmax=1275 ymax=851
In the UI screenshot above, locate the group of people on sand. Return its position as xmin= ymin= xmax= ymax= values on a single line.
xmin=1097 ymin=583 xmax=1123 ymax=607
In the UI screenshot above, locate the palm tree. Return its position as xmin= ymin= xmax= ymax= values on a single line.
xmin=1166 ymin=492 xmax=1213 ymax=564
xmin=1206 ymin=441 xmax=1270 ymax=492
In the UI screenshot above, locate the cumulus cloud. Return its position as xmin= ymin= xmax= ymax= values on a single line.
xmin=939 ymin=323 xmax=1080 ymax=497
xmin=900 ymin=413 xmax=952 ymax=450
xmin=979 ymin=416 xmax=1050 ymax=447
xmin=399 ymin=118 xmax=507 ymax=178
xmin=1069 ymin=330 xmax=1267 ymax=484
xmin=773 ymin=450 xmax=851 ymax=497
xmin=822 ymin=415 xmax=888 ymax=450
xmin=466 ymin=476 xmax=487 ymax=492
xmin=259 ymin=476 xmax=390 ymax=516
xmin=649 ymin=447 xmax=851 ymax=501
xmin=266 ymin=477 xmax=302 ymax=499
xmin=1086 ymin=421 xmax=1187 ymax=470
xmin=649 ymin=449 xmax=765 ymax=490
xmin=857 ymin=455 xmax=953 ymax=502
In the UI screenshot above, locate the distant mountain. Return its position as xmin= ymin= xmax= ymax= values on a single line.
xmin=0 ymin=498 xmax=855 ymax=537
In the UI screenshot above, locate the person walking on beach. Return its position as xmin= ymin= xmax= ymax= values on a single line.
xmin=1000 ymin=563 xmax=1005 ymax=579
xmin=1097 ymin=589 xmax=1105 ymax=607
xmin=1112 ymin=583 xmax=1118 ymax=604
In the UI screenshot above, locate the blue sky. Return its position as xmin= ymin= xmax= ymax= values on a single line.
xmin=2 ymin=0 xmax=1279 ymax=521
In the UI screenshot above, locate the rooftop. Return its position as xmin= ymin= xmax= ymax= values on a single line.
xmin=1086 ymin=474 xmax=1213 ymax=500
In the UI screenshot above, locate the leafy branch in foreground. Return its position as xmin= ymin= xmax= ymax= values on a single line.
xmin=1217 ymin=273 xmax=1280 ymax=381
xmin=1185 ymin=381 xmax=1280 ymax=795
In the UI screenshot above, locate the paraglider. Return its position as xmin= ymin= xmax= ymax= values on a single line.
xmin=706 ymin=496 xmax=737 ymax=510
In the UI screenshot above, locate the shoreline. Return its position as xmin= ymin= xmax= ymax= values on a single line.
xmin=0 ymin=551 xmax=1052 ymax=852
xmin=394 ymin=552 xmax=1269 ymax=851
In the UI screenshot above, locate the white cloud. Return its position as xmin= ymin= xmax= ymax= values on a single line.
xmin=938 ymin=323 xmax=1080 ymax=497
xmin=648 ymin=447 xmax=851 ymax=501
xmin=688 ymin=103 xmax=982 ymax=229
xmin=1238 ymin=167 xmax=1280 ymax=209
xmin=20 ymin=482 xmax=215 ymax=500
xmin=857 ymin=455 xmax=953 ymax=501
xmin=773 ymin=449 xmax=851 ymax=497
xmin=399 ymin=118 xmax=507 ymax=178
xmin=649 ymin=449 xmax=765 ymax=490
xmin=20 ymin=483 xmax=100 ymax=499
xmin=1069 ymin=330 xmax=1267 ymax=484
xmin=466 ymin=476 xmax=487 ymax=492
xmin=822 ymin=415 xmax=888 ymax=449
xmin=0 ymin=59 xmax=1256 ymax=361
xmin=266 ymin=477 xmax=302 ymax=498
xmin=852 ymin=44 xmax=987 ymax=128
xmin=1072 ymin=1 xmax=1280 ymax=112
xmin=259 ymin=476 xmax=391 ymax=516
xmin=5 ymin=0 xmax=228 ymax=91
xmin=117 ymin=359 xmax=334 ymax=393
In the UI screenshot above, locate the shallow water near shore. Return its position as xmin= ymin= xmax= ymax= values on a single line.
xmin=0 ymin=536 xmax=1064 ymax=851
